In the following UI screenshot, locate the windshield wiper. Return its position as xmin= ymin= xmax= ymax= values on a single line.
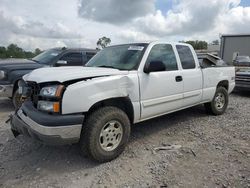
xmin=97 ymin=65 xmax=117 ymax=69
xmin=29 ymin=58 xmax=39 ymax=63
xmin=94 ymin=65 xmax=127 ymax=71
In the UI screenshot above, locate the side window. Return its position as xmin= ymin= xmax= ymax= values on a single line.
xmin=82 ymin=52 xmax=96 ymax=65
xmin=176 ymin=45 xmax=196 ymax=69
xmin=86 ymin=52 xmax=96 ymax=61
xmin=146 ymin=44 xmax=178 ymax=71
xmin=60 ymin=52 xmax=82 ymax=66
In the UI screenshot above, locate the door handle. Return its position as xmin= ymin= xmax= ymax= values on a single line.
xmin=175 ymin=76 xmax=183 ymax=82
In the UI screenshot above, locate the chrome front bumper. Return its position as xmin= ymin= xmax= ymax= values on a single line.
xmin=10 ymin=102 xmax=84 ymax=145
xmin=0 ymin=84 xmax=13 ymax=97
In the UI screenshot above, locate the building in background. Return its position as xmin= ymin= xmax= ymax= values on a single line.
xmin=220 ymin=34 xmax=250 ymax=64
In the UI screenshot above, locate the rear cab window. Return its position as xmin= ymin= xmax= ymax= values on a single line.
xmin=176 ymin=45 xmax=196 ymax=69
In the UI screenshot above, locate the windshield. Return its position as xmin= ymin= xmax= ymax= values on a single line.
xmin=32 ymin=49 xmax=62 ymax=65
xmin=86 ymin=44 xmax=148 ymax=70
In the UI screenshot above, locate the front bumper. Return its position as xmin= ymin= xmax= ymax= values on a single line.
xmin=235 ymin=84 xmax=250 ymax=91
xmin=0 ymin=84 xmax=13 ymax=97
xmin=10 ymin=101 xmax=84 ymax=145
xmin=235 ymin=81 xmax=250 ymax=91
xmin=235 ymin=73 xmax=250 ymax=91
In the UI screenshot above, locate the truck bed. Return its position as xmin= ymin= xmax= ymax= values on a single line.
xmin=197 ymin=53 xmax=228 ymax=68
xmin=201 ymin=66 xmax=235 ymax=102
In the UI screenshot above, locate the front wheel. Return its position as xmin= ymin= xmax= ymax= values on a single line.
xmin=204 ymin=87 xmax=229 ymax=115
xmin=12 ymin=88 xmax=22 ymax=110
xmin=80 ymin=106 xmax=131 ymax=162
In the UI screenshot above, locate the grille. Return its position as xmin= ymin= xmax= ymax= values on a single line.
xmin=26 ymin=81 xmax=40 ymax=106
xmin=235 ymin=74 xmax=250 ymax=86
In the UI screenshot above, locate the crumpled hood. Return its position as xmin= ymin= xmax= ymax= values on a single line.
xmin=23 ymin=66 xmax=129 ymax=83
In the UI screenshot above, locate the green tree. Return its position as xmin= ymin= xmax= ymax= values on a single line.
xmin=0 ymin=46 xmax=7 ymax=58
xmin=97 ymin=36 xmax=111 ymax=49
xmin=212 ymin=40 xmax=219 ymax=45
xmin=34 ymin=48 xmax=42 ymax=55
xmin=0 ymin=44 xmax=43 ymax=59
xmin=6 ymin=44 xmax=25 ymax=58
xmin=25 ymin=51 xmax=35 ymax=58
xmin=185 ymin=40 xmax=208 ymax=50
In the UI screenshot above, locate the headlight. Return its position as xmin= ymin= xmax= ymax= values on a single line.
xmin=37 ymin=101 xmax=60 ymax=113
xmin=0 ymin=70 xmax=6 ymax=80
xmin=40 ymin=85 xmax=64 ymax=97
xmin=38 ymin=85 xmax=64 ymax=113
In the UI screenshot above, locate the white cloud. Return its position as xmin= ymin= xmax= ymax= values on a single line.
xmin=0 ymin=0 xmax=249 ymax=51
xmin=117 ymin=30 xmax=159 ymax=43
xmin=218 ymin=6 xmax=250 ymax=33
xmin=133 ymin=0 xmax=245 ymax=38
xmin=78 ymin=0 xmax=155 ymax=24
xmin=0 ymin=10 xmax=82 ymax=38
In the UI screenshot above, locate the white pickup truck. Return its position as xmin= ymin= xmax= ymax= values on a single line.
xmin=10 ymin=41 xmax=235 ymax=162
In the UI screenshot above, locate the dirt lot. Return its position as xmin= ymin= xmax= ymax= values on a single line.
xmin=0 ymin=92 xmax=249 ymax=188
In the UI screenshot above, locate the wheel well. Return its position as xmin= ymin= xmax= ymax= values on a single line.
xmin=217 ymin=80 xmax=229 ymax=90
xmin=12 ymin=80 xmax=20 ymax=96
xmin=87 ymin=97 xmax=134 ymax=124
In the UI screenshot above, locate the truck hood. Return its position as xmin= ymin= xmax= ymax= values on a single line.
xmin=23 ymin=66 xmax=129 ymax=83
xmin=0 ymin=58 xmax=36 ymax=66
xmin=0 ymin=58 xmax=43 ymax=74
xmin=236 ymin=67 xmax=250 ymax=74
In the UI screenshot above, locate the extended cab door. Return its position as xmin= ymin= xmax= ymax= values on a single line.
xmin=175 ymin=45 xmax=203 ymax=107
xmin=139 ymin=43 xmax=184 ymax=120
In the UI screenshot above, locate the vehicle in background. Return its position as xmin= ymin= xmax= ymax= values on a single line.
xmin=220 ymin=34 xmax=250 ymax=65
xmin=234 ymin=55 xmax=250 ymax=67
xmin=10 ymin=42 xmax=235 ymax=162
xmin=0 ymin=47 xmax=97 ymax=108
xmin=233 ymin=55 xmax=250 ymax=91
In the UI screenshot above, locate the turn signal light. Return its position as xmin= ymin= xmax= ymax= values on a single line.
xmin=53 ymin=102 xmax=60 ymax=113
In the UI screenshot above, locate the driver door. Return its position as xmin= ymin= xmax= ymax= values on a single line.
xmin=139 ymin=44 xmax=183 ymax=120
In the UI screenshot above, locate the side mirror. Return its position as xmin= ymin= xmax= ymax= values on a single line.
xmin=144 ymin=61 xmax=166 ymax=73
xmin=57 ymin=60 xmax=68 ymax=65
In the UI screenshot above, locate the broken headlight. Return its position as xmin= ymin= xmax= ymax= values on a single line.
xmin=40 ymin=85 xmax=64 ymax=97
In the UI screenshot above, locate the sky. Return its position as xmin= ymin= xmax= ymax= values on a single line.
xmin=0 ymin=0 xmax=250 ymax=51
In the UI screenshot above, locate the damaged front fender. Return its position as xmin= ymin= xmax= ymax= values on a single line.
xmin=61 ymin=73 xmax=139 ymax=115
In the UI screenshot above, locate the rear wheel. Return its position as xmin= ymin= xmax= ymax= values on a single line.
xmin=204 ymin=87 xmax=228 ymax=115
xmin=80 ymin=106 xmax=131 ymax=162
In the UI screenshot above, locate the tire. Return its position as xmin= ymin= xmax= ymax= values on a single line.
xmin=80 ymin=106 xmax=131 ymax=163
xmin=204 ymin=87 xmax=228 ymax=115
xmin=12 ymin=88 xmax=22 ymax=110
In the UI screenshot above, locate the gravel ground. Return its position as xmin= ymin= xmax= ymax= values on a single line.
xmin=0 ymin=92 xmax=249 ymax=188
